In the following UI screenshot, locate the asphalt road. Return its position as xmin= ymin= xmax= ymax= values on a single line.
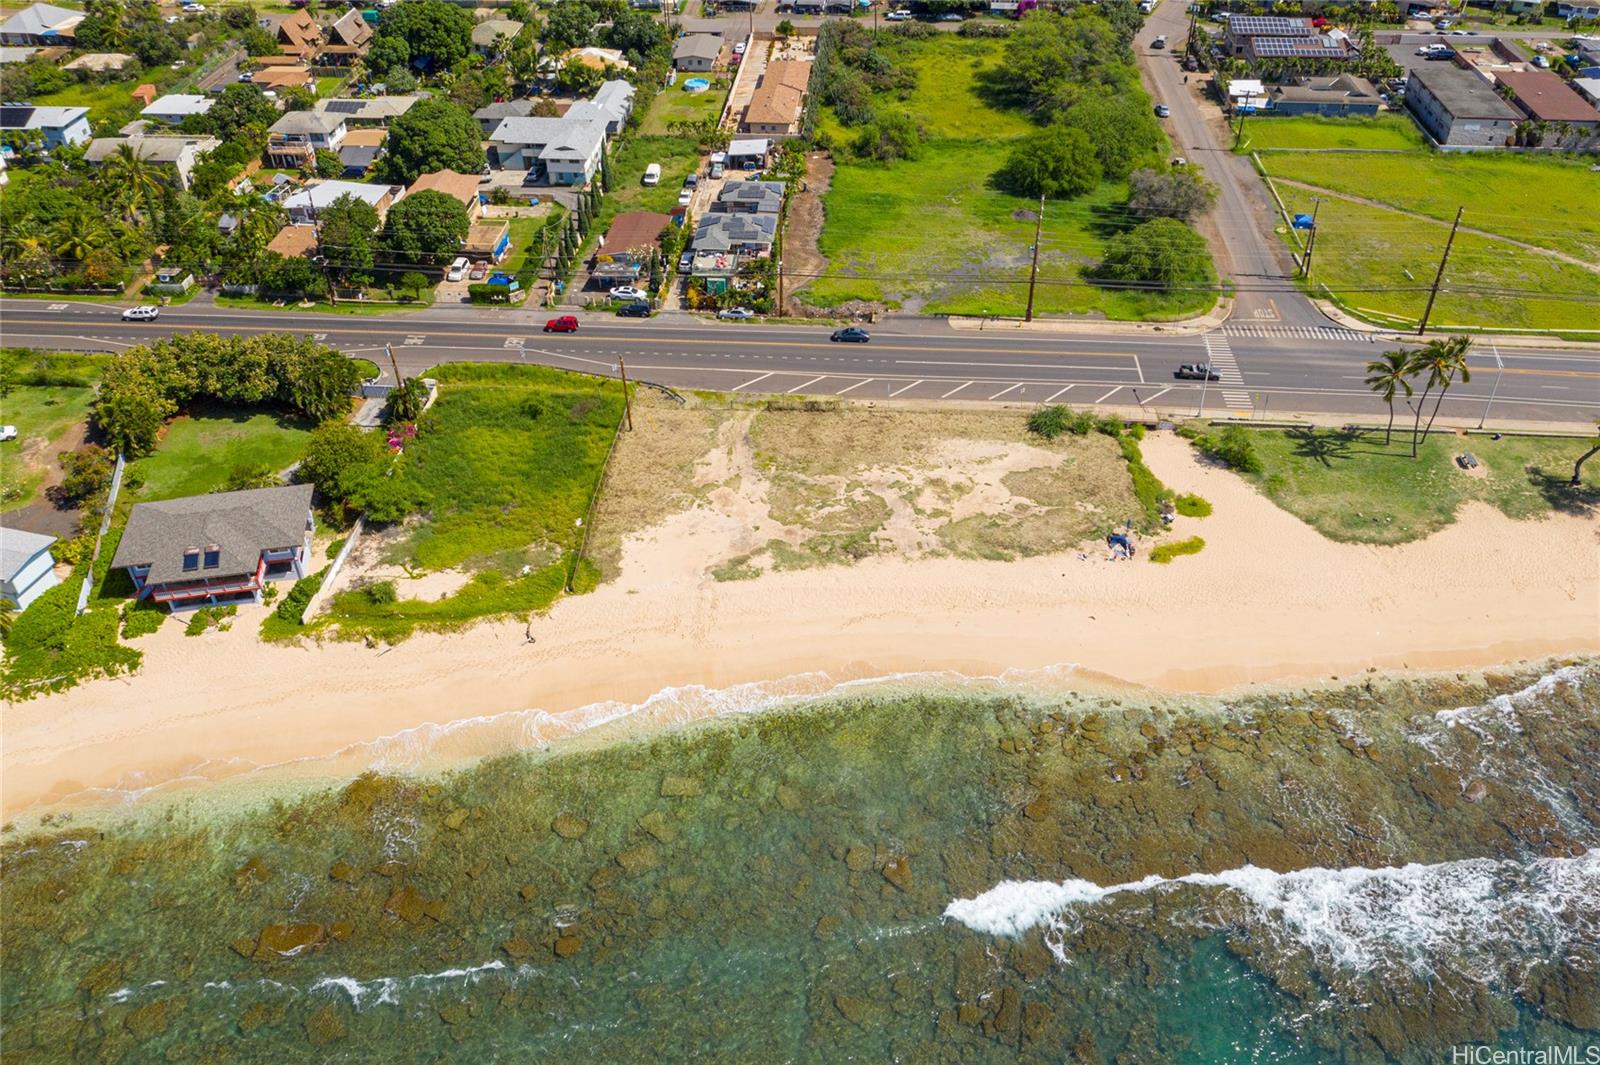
xmin=3 ymin=300 xmax=1595 ymax=425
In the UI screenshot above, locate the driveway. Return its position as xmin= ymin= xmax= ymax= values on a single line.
xmin=1136 ymin=3 xmax=1324 ymax=328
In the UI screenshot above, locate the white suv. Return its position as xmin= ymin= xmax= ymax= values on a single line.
xmin=446 ymin=257 xmax=470 ymax=282
xmin=122 ymin=305 xmax=161 ymax=321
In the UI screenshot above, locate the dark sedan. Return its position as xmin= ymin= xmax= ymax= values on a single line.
xmin=830 ymin=326 xmax=870 ymax=343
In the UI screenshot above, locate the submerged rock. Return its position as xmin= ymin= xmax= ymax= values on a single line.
xmin=502 ymin=936 xmax=536 ymax=959
xmin=304 ymin=1005 xmax=346 ymax=1046
xmin=253 ymin=923 xmax=325 ymax=961
xmin=443 ymin=808 xmax=470 ymax=831
xmin=383 ymin=887 xmax=444 ymax=925
xmin=233 ymin=857 xmax=271 ymax=891
xmin=638 ymin=812 xmax=678 ymax=844
xmin=554 ymin=935 xmax=584 ymax=958
xmin=881 ymin=856 xmax=912 ymax=893
xmin=125 ymin=998 xmax=172 ymax=1039
xmin=328 ymin=861 xmax=358 ymax=883
xmin=616 ymin=845 xmax=659 ymax=877
xmin=237 ymin=1002 xmax=276 ymax=1035
xmin=553 ymin=815 xmax=590 ymax=840
xmin=659 ymin=775 xmax=702 ymax=798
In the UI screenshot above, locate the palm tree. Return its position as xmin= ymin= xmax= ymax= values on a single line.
xmin=1406 ymin=335 xmax=1472 ymax=457
xmin=48 ymin=211 xmax=110 ymax=262
xmin=1364 ymin=348 xmax=1414 ymax=446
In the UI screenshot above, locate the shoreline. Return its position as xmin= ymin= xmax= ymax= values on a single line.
xmin=5 ymin=433 xmax=1596 ymax=823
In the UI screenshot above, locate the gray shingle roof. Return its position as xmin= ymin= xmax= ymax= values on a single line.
xmin=112 ymin=485 xmax=312 ymax=584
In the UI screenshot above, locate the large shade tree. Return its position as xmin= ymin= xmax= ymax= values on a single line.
xmin=381 ymin=189 xmax=471 ymax=264
xmin=378 ymin=99 xmax=486 ymax=184
xmin=994 ymin=125 xmax=1102 ymax=200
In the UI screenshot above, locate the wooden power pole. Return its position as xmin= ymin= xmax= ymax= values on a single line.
xmin=617 ymin=355 xmax=633 ymax=431
xmin=1418 ymin=206 xmax=1463 ymax=337
xmin=1299 ymin=198 xmax=1321 ymax=280
xmin=1023 ymin=193 xmax=1045 ymax=323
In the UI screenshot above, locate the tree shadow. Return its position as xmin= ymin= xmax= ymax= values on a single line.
xmin=1286 ymin=426 xmax=1359 ymax=467
xmin=1525 ymin=467 xmax=1600 ymax=518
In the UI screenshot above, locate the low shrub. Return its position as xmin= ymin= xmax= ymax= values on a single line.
xmin=120 ymin=603 xmax=165 ymax=638
xmin=1118 ymin=435 xmax=1171 ymax=529
xmin=1194 ymin=426 xmax=1264 ymax=474
xmin=363 ymin=579 xmax=397 ymax=605
xmin=1026 ymin=405 xmax=1096 ymax=440
xmin=1174 ymin=492 xmax=1212 ymax=518
xmin=468 ymin=283 xmax=511 ymax=304
xmin=273 ymin=567 xmax=328 ymax=624
xmin=1150 ymin=536 xmax=1206 ymax=564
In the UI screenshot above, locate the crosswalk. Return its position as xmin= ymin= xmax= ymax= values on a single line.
xmin=1202 ymin=333 xmax=1251 ymax=410
xmin=1222 ymin=324 xmax=1368 ymax=342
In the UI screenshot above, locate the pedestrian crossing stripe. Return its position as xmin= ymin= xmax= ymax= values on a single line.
xmin=1221 ymin=324 xmax=1367 ymax=341
xmin=1202 ymin=333 xmax=1252 ymax=410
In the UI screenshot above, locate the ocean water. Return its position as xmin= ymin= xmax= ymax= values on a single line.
xmin=2 ymin=663 xmax=1597 ymax=1063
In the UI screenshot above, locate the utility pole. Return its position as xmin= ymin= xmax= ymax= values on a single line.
xmin=1299 ymin=198 xmax=1320 ymax=280
xmin=309 ymin=197 xmax=338 ymax=306
xmin=1023 ymin=193 xmax=1045 ymax=323
xmin=385 ymin=342 xmax=402 ymax=386
xmin=617 ymin=355 xmax=634 ymax=431
xmin=1418 ymin=206 xmax=1463 ymax=337
xmin=1233 ymin=104 xmax=1251 ymax=149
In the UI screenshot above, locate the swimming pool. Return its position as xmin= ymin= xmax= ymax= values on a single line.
xmin=682 ymin=78 xmax=710 ymax=92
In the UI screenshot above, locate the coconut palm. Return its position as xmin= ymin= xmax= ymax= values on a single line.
xmin=1406 ymin=335 xmax=1472 ymax=457
xmin=1364 ymin=348 xmax=1414 ymax=447
xmin=48 ymin=210 xmax=111 ymax=262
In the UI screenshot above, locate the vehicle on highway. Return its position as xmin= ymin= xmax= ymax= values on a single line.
xmin=643 ymin=163 xmax=661 ymax=186
xmin=718 ymin=307 xmax=755 ymax=320
xmin=122 ymin=305 xmax=161 ymax=321
xmin=885 ymin=8 xmax=911 ymax=18
xmin=446 ymin=256 xmax=470 ymax=282
xmin=1151 ymin=34 xmax=1167 ymax=48
xmin=1173 ymin=362 xmax=1221 ymax=381
xmin=469 ymin=261 xmax=489 ymax=281
xmin=616 ymin=301 xmax=651 ymax=318
xmin=678 ymin=251 xmax=693 ymax=272
xmin=0 ymin=425 xmax=17 ymax=442
xmin=610 ymin=285 xmax=648 ymax=301
xmin=1154 ymin=103 xmax=1170 ymax=117
xmin=544 ymin=316 xmax=579 ymax=333
xmin=830 ymin=326 xmax=870 ymax=343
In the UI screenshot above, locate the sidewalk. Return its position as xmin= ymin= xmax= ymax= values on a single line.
xmin=947 ymin=299 xmax=1234 ymax=337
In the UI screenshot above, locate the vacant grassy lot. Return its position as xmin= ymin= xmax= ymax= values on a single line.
xmin=317 ymin=363 xmax=624 ymax=640
xmin=1231 ymin=427 xmax=1599 ymax=543
xmin=126 ymin=407 xmax=313 ymax=502
xmin=32 ymin=76 xmax=143 ymax=124
xmin=806 ymin=34 xmax=1207 ymax=320
xmin=1244 ymin=114 xmax=1425 ymax=152
xmin=1273 ymin=184 xmax=1600 ymax=334
xmin=0 ymin=350 xmax=106 ymax=511
xmin=605 ymin=135 xmax=702 ymax=216
xmin=642 ymin=77 xmax=731 ymax=136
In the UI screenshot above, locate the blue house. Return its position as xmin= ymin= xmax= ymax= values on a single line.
xmin=0 ymin=104 xmax=92 ymax=153
xmin=0 ymin=527 xmax=60 ymax=612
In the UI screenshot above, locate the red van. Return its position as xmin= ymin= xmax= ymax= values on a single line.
xmin=543 ymin=316 xmax=579 ymax=333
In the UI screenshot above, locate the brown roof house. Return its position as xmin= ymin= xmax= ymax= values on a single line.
xmin=741 ymin=60 xmax=812 ymax=138
xmin=275 ymin=9 xmax=323 ymax=59
xmin=592 ymin=209 xmax=669 ymax=286
xmin=407 ymin=169 xmax=483 ymax=222
xmin=320 ymin=8 xmax=373 ymax=65
xmin=1494 ymin=68 xmax=1600 ymax=148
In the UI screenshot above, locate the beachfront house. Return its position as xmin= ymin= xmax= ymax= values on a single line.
xmin=111 ymin=485 xmax=315 ymax=612
xmin=0 ymin=527 xmax=60 ymax=612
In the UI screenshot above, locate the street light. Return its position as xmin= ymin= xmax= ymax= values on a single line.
xmin=1477 ymin=344 xmax=1504 ymax=430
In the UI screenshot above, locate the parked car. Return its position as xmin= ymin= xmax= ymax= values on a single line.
xmin=237 ymin=71 xmax=254 ymax=82
xmin=616 ymin=301 xmax=651 ymax=318
xmin=1435 ymin=16 xmax=1453 ymax=27
xmin=678 ymin=250 xmax=694 ymax=271
xmin=937 ymin=11 xmax=963 ymax=20
xmin=479 ymin=163 xmax=492 ymax=183
xmin=469 ymin=261 xmax=489 ymax=280
xmin=717 ymin=307 xmax=755 ymax=320
xmin=830 ymin=326 xmax=870 ymax=343
xmin=709 ymin=161 xmax=724 ymax=179
xmin=122 ymin=305 xmax=160 ymax=321
xmin=734 ymin=41 xmax=746 ymax=54
xmin=0 ymin=425 xmax=17 ymax=442
xmin=1154 ymin=103 xmax=1170 ymax=117
xmin=523 ymin=169 xmax=542 ymax=186
xmin=544 ymin=316 xmax=580 ymax=333
xmin=1173 ymin=363 xmax=1220 ymax=381
xmin=885 ymin=8 xmax=911 ymax=18
xmin=643 ymin=163 xmax=661 ymax=186
xmin=683 ymin=173 xmax=698 ymax=188
xmin=677 ymin=187 xmax=693 ymax=206
xmin=446 ymin=256 xmax=470 ymax=282
xmin=610 ymin=285 xmax=648 ymax=301
xmin=181 ymin=2 xmax=205 ymax=11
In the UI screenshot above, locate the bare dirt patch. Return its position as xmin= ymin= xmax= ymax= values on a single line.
xmin=782 ymin=153 xmax=832 ymax=300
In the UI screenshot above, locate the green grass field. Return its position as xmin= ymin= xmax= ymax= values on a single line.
xmin=126 ymin=407 xmax=313 ymax=502
xmin=805 ymin=34 xmax=1207 ymax=320
xmin=1243 ymin=114 xmax=1425 ymax=152
xmin=1234 ymin=427 xmax=1599 ymax=544
xmin=606 ymin=135 xmax=703 ymax=216
xmin=317 ymin=363 xmax=624 ymax=640
xmin=642 ymin=78 xmax=731 ymax=136
xmin=32 ymin=76 xmax=144 ymax=124
xmin=0 ymin=351 xmax=107 ymax=511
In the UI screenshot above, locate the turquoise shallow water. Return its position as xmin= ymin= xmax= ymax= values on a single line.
xmin=2 ymin=662 xmax=1597 ymax=1062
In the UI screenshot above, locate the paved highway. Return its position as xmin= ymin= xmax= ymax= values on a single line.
xmin=2 ymin=300 xmax=1595 ymax=425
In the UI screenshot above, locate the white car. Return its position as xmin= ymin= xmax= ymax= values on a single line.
xmin=677 ymin=187 xmax=693 ymax=206
xmin=885 ymin=8 xmax=912 ymax=18
xmin=446 ymin=256 xmax=470 ymax=282
xmin=181 ymin=2 xmax=205 ymax=12
xmin=0 ymin=425 xmax=17 ymax=443
xmin=122 ymin=305 xmax=161 ymax=321
xmin=610 ymin=285 xmax=648 ymax=301
xmin=734 ymin=41 xmax=746 ymax=54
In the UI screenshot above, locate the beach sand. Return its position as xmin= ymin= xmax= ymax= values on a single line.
xmin=4 ymin=432 xmax=1596 ymax=820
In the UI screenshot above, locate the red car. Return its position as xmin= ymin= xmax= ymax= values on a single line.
xmin=544 ymin=316 xmax=579 ymax=333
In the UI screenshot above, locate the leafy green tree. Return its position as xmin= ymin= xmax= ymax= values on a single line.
xmin=299 ymin=421 xmax=388 ymax=504
xmin=381 ymin=190 xmax=471 ymax=264
xmin=384 ymin=377 xmax=428 ymax=421
xmin=851 ymin=110 xmax=922 ymax=162
xmin=206 ymin=84 xmax=278 ymax=140
xmin=604 ymin=7 xmax=667 ymax=61
xmin=94 ymin=375 xmax=176 ymax=456
xmin=1363 ymin=349 xmax=1414 ymax=446
xmin=1126 ymin=167 xmax=1216 ymax=222
xmin=399 ymin=271 xmax=430 ymax=299
xmin=264 ymin=337 xmax=363 ymax=423
xmin=1060 ymin=93 xmax=1162 ymax=179
xmin=240 ymin=24 xmax=277 ymax=55
xmin=314 ymin=148 xmax=343 ymax=179
xmin=994 ymin=124 xmax=1101 ymax=199
xmin=1571 ymin=421 xmax=1600 ymax=487
xmin=56 ymin=445 xmax=115 ymax=508
xmin=556 ymin=58 xmax=605 ymax=97
xmin=317 ymin=193 xmax=380 ymax=284
xmin=260 ymin=252 xmax=326 ymax=297
xmin=367 ymin=0 xmax=473 ymax=72
xmin=1093 ymin=217 xmax=1212 ymax=291
xmin=543 ymin=0 xmax=597 ymax=50
xmin=992 ymin=12 xmax=1126 ymax=119
xmin=378 ymin=99 xmax=486 ymax=184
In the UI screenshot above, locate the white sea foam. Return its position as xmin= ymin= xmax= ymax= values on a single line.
xmin=945 ymin=851 xmax=1600 ymax=978
xmin=312 ymin=959 xmax=509 ymax=1011
xmin=1433 ymin=663 xmax=1593 ymax=735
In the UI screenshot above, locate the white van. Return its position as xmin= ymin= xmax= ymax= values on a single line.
xmin=643 ymin=163 xmax=661 ymax=186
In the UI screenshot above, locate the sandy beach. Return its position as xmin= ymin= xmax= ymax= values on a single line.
xmin=4 ymin=432 xmax=1596 ymax=820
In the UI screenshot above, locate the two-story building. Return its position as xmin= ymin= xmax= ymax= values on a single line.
xmin=489 ymin=115 xmax=607 ymax=184
xmin=83 ymin=134 xmax=222 ymax=191
xmin=0 ymin=104 xmax=90 ymax=152
xmin=313 ymin=95 xmax=419 ymax=129
xmin=320 ymin=8 xmax=372 ymax=65
xmin=111 ymin=485 xmax=316 ymax=612
xmin=140 ymin=94 xmax=214 ymax=127
xmin=0 ymin=2 xmax=81 ymax=47
xmin=1405 ymin=64 xmax=1521 ymax=146
xmin=281 ymin=179 xmax=403 ymax=224
xmin=266 ymin=109 xmax=348 ymax=169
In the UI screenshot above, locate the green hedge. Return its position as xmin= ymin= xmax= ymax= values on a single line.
xmin=468 ymin=283 xmax=511 ymax=304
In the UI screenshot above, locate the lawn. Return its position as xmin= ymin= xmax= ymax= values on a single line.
xmin=1273 ymin=183 xmax=1600 ymax=334
xmin=1242 ymin=114 xmax=1425 ymax=152
xmin=641 ymin=77 xmax=731 ymax=136
xmin=804 ymin=33 xmax=1208 ymax=320
xmin=126 ymin=406 xmax=314 ymax=502
xmin=499 ymin=211 xmax=564 ymax=276
xmin=0 ymin=350 xmax=107 ymax=511
xmin=32 ymin=76 xmax=144 ymax=124
xmin=314 ymin=363 xmax=625 ymax=640
xmin=605 ymin=135 xmax=704 ymax=216
xmin=1227 ymin=427 xmax=1600 ymax=544
xmin=315 ymin=74 xmax=346 ymax=97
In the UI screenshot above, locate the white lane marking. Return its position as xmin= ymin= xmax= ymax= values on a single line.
xmin=404 ymin=335 xmax=426 ymax=345
xmin=835 ymin=378 xmax=874 ymax=394
xmin=1141 ymin=386 xmax=1172 ymax=404
xmin=1043 ymin=385 xmax=1075 ymax=403
xmin=1094 ymin=387 xmax=1122 ymax=403
xmin=731 ymin=371 xmax=775 ymax=391
xmin=941 ymin=381 xmax=974 ymax=399
xmin=889 ymin=379 xmax=923 ymax=397
xmin=1134 ymin=354 xmax=1145 ymax=384
xmin=787 ymin=375 xmax=828 ymax=393
xmin=989 ymin=383 xmax=1023 ymax=400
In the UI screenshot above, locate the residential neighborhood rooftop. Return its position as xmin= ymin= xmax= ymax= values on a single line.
xmin=282 ymin=180 xmax=402 ymax=212
xmin=0 ymin=103 xmax=88 ymax=131
xmin=142 ymin=94 xmax=213 ymax=118
xmin=471 ymin=18 xmax=524 ymax=47
xmin=673 ymin=34 xmax=722 ymax=62
xmin=1224 ymin=15 xmax=1315 ymax=36
xmin=270 ymin=110 xmax=347 ymax=136
xmin=603 ymin=210 xmax=673 ymax=256
xmin=315 ymin=96 xmax=419 ymax=123
xmin=407 ymin=169 xmax=480 ymax=206
xmin=1493 ymin=68 xmax=1600 ymax=123
xmin=1411 ymin=64 xmax=1522 ymax=120
xmin=111 ymin=485 xmax=314 ymax=585
xmin=84 ymin=134 xmax=221 ymax=164
xmin=0 ymin=2 xmax=83 ymax=41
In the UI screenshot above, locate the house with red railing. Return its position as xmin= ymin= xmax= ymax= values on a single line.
xmin=111 ymin=485 xmax=314 ymax=612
